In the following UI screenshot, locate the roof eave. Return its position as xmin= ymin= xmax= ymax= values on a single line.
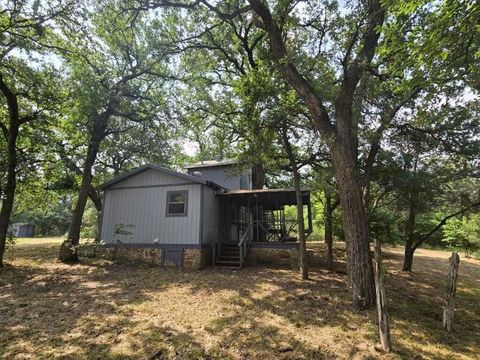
xmin=98 ymin=164 xmax=227 ymax=191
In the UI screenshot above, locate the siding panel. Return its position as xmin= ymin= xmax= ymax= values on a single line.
xmin=101 ymin=183 xmax=202 ymax=245
xmin=201 ymin=186 xmax=220 ymax=244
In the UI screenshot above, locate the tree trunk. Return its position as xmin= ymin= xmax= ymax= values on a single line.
xmin=59 ymin=133 xmax=104 ymax=262
xmin=0 ymin=74 xmax=20 ymax=268
xmin=443 ymin=252 xmax=460 ymax=332
xmin=374 ymin=238 xmax=392 ymax=351
xmin=324 ymin=190 xmax=334 ymax=270
xmin=330 ymin=143 xmax=375 ymax=309
xmin=402 ymin=247 xmax=415 ymax=272
xmin=402 ymin=191 xmax=416 ymax=272
xmin=293 ymin=169 xmax=308 ymax=280
xmin=248 ymin=0 xmax=382 ymax=309
xmin=282 ymin=130 xmax=308 ymax=279
xmin=251 ymin=162 xmax=265 ymax=189
xmin=0 ymin=127 xmax=19 ymax=267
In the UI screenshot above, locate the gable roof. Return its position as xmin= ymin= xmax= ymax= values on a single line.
xmin=99 ymin=164 xmax=224 ymax=190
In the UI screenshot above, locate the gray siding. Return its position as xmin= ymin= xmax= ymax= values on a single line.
xmin=188 ymin=166 xmax=251 ymax=190
xmin=110 ymin=168 xmax=193 ymax=189
xmin=101 ymin=183 xmax=202 ymax=245
xmin=201 ymin=185 xmax=220 ymax=244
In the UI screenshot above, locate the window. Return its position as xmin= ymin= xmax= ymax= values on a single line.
xmin=166 ymin=190 xmax=188 ymax=216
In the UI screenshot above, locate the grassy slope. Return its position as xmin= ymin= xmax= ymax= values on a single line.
xmin=0 ymin=238 xmax=479 ymax=360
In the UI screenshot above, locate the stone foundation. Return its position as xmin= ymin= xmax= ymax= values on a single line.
xmin=183 ymin=248 xmax=211 ymax=270
xmin=78 ymin=244 xmax=116 ymax=260
xmin=78 ymin=244 xmax=210 ymax=269
xmin=79 ymin=243 xmax=303 ymax=269
xmin=247 ymin=247 xmax=299 ymax=269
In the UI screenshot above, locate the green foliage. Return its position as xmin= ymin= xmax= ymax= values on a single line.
xmin=79 ymin=203 xmax=99 ymax=239
xmin=369 ymin=207 xmax=402 ymax=245
xmin=443 ymin=214 xmax=480 ymax=256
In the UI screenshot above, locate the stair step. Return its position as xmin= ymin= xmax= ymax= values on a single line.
xmin=216 ymin=265 xmax=241 ymax=269
xmin=216 ymin=260 xmax=240 ymax=265
xmin=218 ymin=255 xmax=240 ymax=259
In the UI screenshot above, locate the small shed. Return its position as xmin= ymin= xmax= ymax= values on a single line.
xmin=11 ymin=223 xmax=35 ymax=237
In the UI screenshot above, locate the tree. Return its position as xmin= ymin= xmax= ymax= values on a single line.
xmin=246 ymin=0 xmax=385 ymax=308
xmin=0 ymin=0 xmax=68 ymax=267
xmin=57 ymin=2 xmax=173 ymax=261
xmin=167 ymin=6 xmax=278 ymax=188
xmin=280 ymin=124 xmax=309 ymax=279
xmin=443 ymin=214 xmax=480 ymax=256
xmin=369 ymin=96 xmax=480 ymax=271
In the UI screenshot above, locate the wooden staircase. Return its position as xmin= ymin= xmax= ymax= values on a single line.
xmin=214 ymin=243 xmax=241 ymax=268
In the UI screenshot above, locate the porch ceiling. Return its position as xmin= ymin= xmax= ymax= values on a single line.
xmin=217 ymin=188 xmax=310 ymax=208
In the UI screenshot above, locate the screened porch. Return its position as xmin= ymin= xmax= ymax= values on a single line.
xmin=217 ymin=188 xmax=312 ymax=245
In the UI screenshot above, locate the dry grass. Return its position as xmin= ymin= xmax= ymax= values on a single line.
xmin=0 ymin=239 xmax=479 ymax=360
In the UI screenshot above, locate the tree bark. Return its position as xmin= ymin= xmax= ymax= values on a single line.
xmin=293 ymin=169 xmax=309 ymax=280
xmin=402 ymin=191 xmax=417 ymax=272
xmin=324 ymin=190 xmax=334 ymax=270
xmin=283 ymin=131 xmax=308 ymax=279
xmin=0 ymin=74 xmax=20 ymax=268
xmin=0 ymin=126 xmax=18 ymax=268
xmin=330 ymin=143 xmax=376 ymax=309
xmin=59 ymin=114 xmax=109 ymax=262
xmin=251 ymin=162 xmax=265 ymax=189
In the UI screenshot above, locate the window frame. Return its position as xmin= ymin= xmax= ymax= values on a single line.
xmin=166 ymin=190 xmax=188 ymax=217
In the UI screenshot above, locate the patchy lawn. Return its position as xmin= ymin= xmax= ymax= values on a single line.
xmin=0 ymin=239 xmax=479 ymax=359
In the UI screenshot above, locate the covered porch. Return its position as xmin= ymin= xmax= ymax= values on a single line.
xmin=217 ymin=188 xmax=312 ymax=244
xmin=212 ymin=188 xmax=312 ymax=268
xmin=212 ymin=189 xmax=312 ymax=267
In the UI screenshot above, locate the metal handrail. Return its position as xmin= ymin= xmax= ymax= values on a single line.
xmin=238 ymin=230 xmax=249 ymax=268
xmin=211 ymin=241 xmax=219 ymax=266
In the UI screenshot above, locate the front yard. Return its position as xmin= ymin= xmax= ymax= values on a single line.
xmin=1 ymin=238 xmax=479 ymax=359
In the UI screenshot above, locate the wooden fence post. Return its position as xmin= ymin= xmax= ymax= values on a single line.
xmin=374 ymin=238 xmax=392 ymax=351
xmin=443 ymin=252 xmax=460 ymax=332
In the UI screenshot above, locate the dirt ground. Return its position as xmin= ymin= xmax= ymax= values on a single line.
xmin=1 ymin=238 xmax=479 ymax=359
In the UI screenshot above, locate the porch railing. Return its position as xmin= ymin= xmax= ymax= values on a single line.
xmin=211 ymin=241 xmax=219 ymax=266
xmin=238 ymin=230 xmax=249 ymax=268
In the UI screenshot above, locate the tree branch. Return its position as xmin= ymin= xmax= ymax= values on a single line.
xmin=413 ymin=200 xmax=480 ymax=251
xmin=248 ymin=0 xmax=335 ymax=142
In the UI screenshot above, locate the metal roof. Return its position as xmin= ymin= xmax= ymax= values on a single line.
xmin=217 ymin=188 xmax=310 ymax=195
xmin=185 ymin=159 xmax=238 ymax=169
xmin=217 ymin=188 xmax=310 ymax=208
xmin=99 ymin=164 xmax=224 ymax=190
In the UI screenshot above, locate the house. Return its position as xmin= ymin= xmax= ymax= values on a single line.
xmin=98 ymin=160 xmax=311 ymax=269
xmin=10 ymin=223 xmax=35 ymax=238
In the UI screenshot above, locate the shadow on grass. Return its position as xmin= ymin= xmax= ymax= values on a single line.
xmin=1 ymin=242 xmax=479 ymax=359
xmin=0 ymin=245 xmax=370 ymax=359
xmin=383 ymin=250 xmax=480 ymax=360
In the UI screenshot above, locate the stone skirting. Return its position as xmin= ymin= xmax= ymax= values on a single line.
xmin=246 ymin=247 xmax=299 ymax=269
xmin=183 ymin=248 xmax=211 ymax=269
xmin=78 ymin=244 xmax=211 ymax=269
xmin=78 ymin=243 xmax=307 ymax=269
